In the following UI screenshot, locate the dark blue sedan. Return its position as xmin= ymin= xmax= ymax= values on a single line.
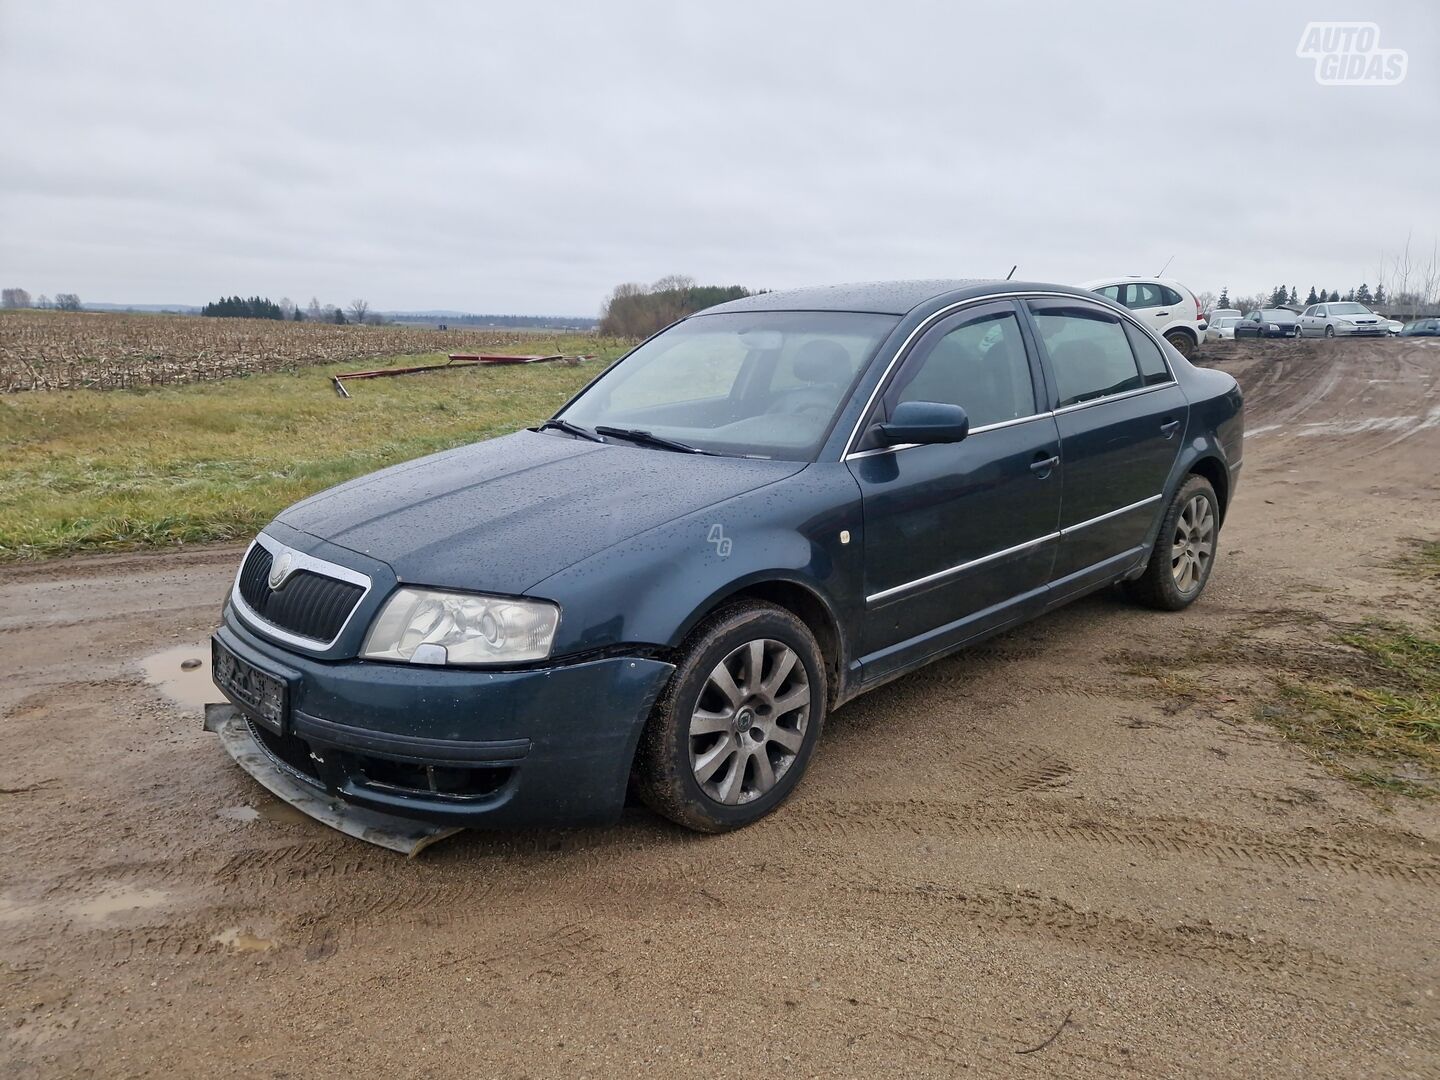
xmin=212 ymin=280 xmax=1243 ymax=833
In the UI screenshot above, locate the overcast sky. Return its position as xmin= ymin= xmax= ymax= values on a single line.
xmin=1 ymin=1 xmax=1437 ymax=315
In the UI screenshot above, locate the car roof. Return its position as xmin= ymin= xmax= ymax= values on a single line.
xmin=700 ymin=278 xmax=1098 ymax=317
xmin=1079 ymin=276 xmax=1191 ymax=290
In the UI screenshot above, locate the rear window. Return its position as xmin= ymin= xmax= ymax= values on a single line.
xmin=1030 ymin=305 xmax=1143 ymax=407
xmin=1159 ymin=285 xmax=1185 ymax=306
xmin=1123 ymin=323 xmax=1173 ymax=386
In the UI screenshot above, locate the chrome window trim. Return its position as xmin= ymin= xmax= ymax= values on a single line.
xmin=840 ymin=289 xmax=1179 ymax=458
xmin=1052 ymin=381 xmax=1177 ymax=415
xmin=864 ymin=492 xmax=1165 ymax=604
xmin=230 ymin=533 xmax=373 ymax=650
xmin=842 ymin=383 xmax=1177 ymax=462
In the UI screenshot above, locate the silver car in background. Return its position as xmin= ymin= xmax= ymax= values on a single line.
xmin=1297 ymin=302 xmax=1388 ymax=338
xmin=1205 ymin=316 xmax=1241 ymax=341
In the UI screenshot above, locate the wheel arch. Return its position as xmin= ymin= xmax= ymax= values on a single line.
xmin=1185 ymin=454 xmax=1231 ymax=525
xmin=676 ymin=575 xmax=847 ymax=708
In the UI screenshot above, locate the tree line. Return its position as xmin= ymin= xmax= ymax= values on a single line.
xmin=200 ymin=296 xmax=376 ymax=324
xmin=598 ymin=275 xmax=755 ymax=338
xmin=1214 ymin=284 xmax=1387 ymax=310
xmin=3 ymin=288 xmax=81 ymax=311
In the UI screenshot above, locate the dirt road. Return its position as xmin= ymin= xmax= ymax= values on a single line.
xmin=3 ymin=339 xmax=1438 ymax=1078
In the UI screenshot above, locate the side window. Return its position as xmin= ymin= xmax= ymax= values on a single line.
xmin=1030 ymin=305 xmax=1143 ymax=408
xmin=1123 ymin=323 xmax=1173 ymax=386
xmin=1096 ymin=284 xmax=1122 ymax=303
xmin=888 ymin=310 xmax=1036 ymax=429
xmin=1301 ymin=306 xmax=1314 ymax=317
xmin=1126 ymin=282 xmax=1163 ymax=309
xmin=1316 ymin=305 xmax=1327 ymax=316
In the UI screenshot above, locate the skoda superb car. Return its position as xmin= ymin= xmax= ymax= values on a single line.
xmin=212 ymin=280 xmax=1243 ymax=833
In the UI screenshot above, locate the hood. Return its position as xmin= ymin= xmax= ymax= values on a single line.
xmin=277 ymin=429 xmax=805 ymax=594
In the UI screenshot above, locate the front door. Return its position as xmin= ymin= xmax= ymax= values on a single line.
xmin=1024 ymin=299 xmax=1186 ymax=598
xmin=847 ymin=301 xmax=1062 ymax=681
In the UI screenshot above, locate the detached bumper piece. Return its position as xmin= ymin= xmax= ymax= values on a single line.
xmin=204 ymin=703 xmax=461 ymax=855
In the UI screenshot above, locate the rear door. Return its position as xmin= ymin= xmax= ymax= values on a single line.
xmin=847 ymin=301 xmax=1061 ymax=680
xmin=1024 ymin=299 xmax=1187 ymax=600
xmin=1123 ymin=281 xmax=1171 ymax=336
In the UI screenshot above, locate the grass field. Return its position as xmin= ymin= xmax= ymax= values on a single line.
xmin=0 ymin=347 xmax=622 ymax=561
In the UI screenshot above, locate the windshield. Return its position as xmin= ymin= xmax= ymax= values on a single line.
xmin=1260 ymin=309 xmax=1293 ymax=319
xmin=1219 ymin=318 xmax=1239 ymax=327
xmin=1329 ymin=302 xmax=1370 ymax=315
xmin=556 ymin=311 xmax=898 ymax=460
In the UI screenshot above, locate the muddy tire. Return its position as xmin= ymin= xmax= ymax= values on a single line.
xmin=1164 ymin=330 xmax=1196 ymax=359
xmin=1125 ymin=475 xmax=1220 ymax=611
xmin=634 ymin=601 xmax=826 ymax=833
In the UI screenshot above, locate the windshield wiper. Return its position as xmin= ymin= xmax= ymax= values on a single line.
xmin=594 ymin=426 xmax=713 ymax=455
xmin=537 ymin=418 xmax=603 ymax=443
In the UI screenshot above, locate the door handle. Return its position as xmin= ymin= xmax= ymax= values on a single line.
xmin=1030 ymin=454 xmax=1060 ymax=477
xmin=1160 ymin=418 xmax=1181 ymax=438
xmin=1154 ymin=310 xmax=1170 ymax=316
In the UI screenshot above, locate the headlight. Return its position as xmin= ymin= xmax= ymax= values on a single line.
xmin=1334 ymin=318 xmax=1353 ymax=326
xmin=362 ymin=588 xmax=560 ymax=665
xmin=1268 ymin=323 xmax=1280 ymax=332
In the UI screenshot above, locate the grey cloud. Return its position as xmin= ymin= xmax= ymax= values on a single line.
xmin=1 ymin=0 xmax=1437 ymax=313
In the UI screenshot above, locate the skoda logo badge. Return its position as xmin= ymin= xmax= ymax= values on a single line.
xmin=268 ymin=549 xmax=295 ymax=590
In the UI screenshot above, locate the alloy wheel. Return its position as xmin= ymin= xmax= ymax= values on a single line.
xmin=688 ymin=639 xmax=810 ymax=805
xmin=1171 ymin=495 xmax=1215 ymax=594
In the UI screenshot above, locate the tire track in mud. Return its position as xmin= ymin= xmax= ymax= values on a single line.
xmin=778 ymin=800 xmax=1440 ymax=886
xmin=833 ymin=879 xmax=1346 ymax=983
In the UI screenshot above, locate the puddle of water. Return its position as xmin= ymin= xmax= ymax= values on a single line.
xmin=72 ymin=886 xmax=172 ymax=921
xmin=140 ymin=644 xmax=219 ymax=710
xmin=217 ymin=798 xmax=310 ymax=826
xmin=213 ymin=927 xmax=276 ymax=952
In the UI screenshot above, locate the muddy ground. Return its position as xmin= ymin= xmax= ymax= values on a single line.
xmin=3 ymin=338 xmax=1438 ymax=1078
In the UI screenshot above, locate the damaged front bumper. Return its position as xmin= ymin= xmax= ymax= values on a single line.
xmin=208 ymin=613 xmax=675 ymax=840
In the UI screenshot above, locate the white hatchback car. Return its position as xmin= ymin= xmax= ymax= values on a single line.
xmin=1083 ymin=278 xmax=1206 ymax=357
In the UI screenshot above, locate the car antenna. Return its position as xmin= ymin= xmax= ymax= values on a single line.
xmin=1005 ymin=265 xmax=1017 ymax=281
xmin=1155 ymin=254 xmax=1174 ymax=276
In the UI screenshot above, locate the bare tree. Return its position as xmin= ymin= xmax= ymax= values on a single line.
xmin=2 ymin=287 xmax=32 ymax=308
xmin=278 ymin=296 xmax=296 ymax=319
xmin=348 ymin=298 xmax=370 ymax=324
xmin=35 ymin=294 xmax=51 ymax=309
xmin=306 ymin=297 xmax=324 ymax=321
xmin=54 ymin=293 xmax=82 ymax=312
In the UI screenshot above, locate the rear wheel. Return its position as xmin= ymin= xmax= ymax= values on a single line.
xmin=634 ymin=602 xmax=826 ymax=832
xmin=1125 ymin=475 xmax=1219 ymax=610
xmin=1164 ymin=330 xmax=1196 ymax=359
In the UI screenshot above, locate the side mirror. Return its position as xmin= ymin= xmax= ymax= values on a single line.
xmin=877 ymin=400 xmax=969 ymax=445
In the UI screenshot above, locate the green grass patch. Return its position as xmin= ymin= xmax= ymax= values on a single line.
xmin=1392 ymin=538 xmax=1440 ymax=580
xmin=1263 ymin=624 xmax=1440 ymax=797
xmin=0 ymin=347 xmax=626 ymax=561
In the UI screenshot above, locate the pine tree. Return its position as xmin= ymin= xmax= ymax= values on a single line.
xmin=1356 ymin=283 xmax=1372 ymax=304
xmin=1305 ymin=286 xmax=1319 ymax=305
xmin=1374 ymin=284 xmax=1385 ymax=305
xmin=1329 ymin=290 xmax=1340 ymax=302
xmin=1218 ymin=286 xmax=1230 ymax=308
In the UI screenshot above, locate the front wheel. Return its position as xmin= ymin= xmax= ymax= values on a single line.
xmin=1124 ymin=475 xmax=1220 ymax=610
xmin=1325 ymin=325 xmax=1336 ymax=338
xmin=1164 ymin=331 xmax=1196 ymax=359
xmin=634 ymin=601 xmax=827 ymax=832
